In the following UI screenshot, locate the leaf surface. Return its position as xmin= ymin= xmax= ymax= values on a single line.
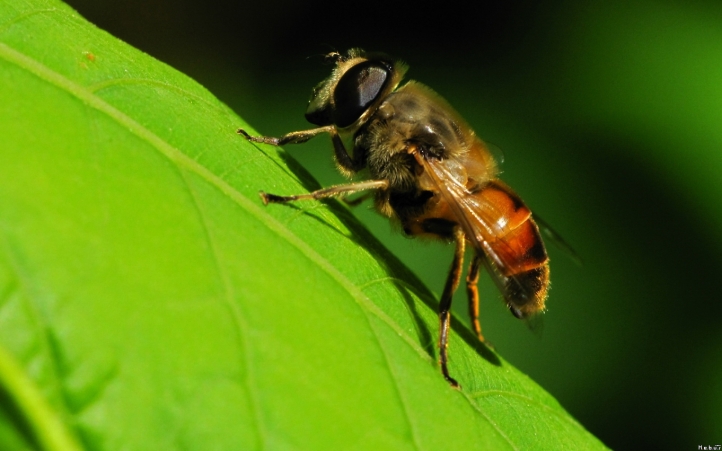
xmin=0 ymin=1 xmax=606 ymax=449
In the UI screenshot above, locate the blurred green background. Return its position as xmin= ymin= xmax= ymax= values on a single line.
xmin=62 ymin=0 xmax=722 ymax=448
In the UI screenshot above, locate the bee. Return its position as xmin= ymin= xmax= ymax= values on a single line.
xmin=238 ymin=49 xmax=549 ymax=388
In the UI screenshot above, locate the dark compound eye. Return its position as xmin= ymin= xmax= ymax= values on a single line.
xmin=305 ymin=81 xmax=333 ymax=126
xmin=333 ymin=60 xmax=390 ymax=128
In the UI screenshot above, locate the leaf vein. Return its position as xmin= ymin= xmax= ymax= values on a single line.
xmin=178 ymin=168 xmax=266 ymax=450
xmin=469 ymin=389 xmax=587 ymax=430
xmin=0 ymin=7 xmax=58 ymax=35
xmin=87 ymin=77 xmax=231 ymax=117
xmin=365 ymin=314 xmax=423 ymax=451
xmin=460 ymin=389 xmax=519 ymax=451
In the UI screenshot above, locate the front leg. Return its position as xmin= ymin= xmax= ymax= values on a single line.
xmin=330 ymin=132 xmax=365 ymax=175
xmin=237 ymin=126 xmax=333 ymax=146
xmin=237 ymin=126 xmax=364 ymax=175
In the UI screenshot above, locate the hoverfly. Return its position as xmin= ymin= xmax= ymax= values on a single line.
xmin=238 ymin=49 xmax=549 ymax=388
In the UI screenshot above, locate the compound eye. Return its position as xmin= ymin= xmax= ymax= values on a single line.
xmin=333 ymin=61 xmax=390 ymax=128
xmin=305 ymin=81 xmax=333 ymax=126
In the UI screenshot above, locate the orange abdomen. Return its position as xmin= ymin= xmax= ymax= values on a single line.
xmin=475 ymin=181 xmax=548 ymax=276
xmin=475 ymin=181 xmax=549 ymax=316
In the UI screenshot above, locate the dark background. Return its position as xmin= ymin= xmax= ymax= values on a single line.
xmin=63 ymin=0 xmax=722 ymax=448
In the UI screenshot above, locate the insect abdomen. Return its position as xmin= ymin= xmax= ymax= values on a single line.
xmin=475 ymin=181 xmax=548 ymax=272
xmin=476 ymin=181 xmax=550 ymax=316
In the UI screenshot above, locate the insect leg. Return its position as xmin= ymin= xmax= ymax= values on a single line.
xmin=237 ymin=126 xmax=334 ymax=146
xmin=466 ymin=254 xmax=485 ymax=342
xmin=341 ymin=191 xmax=374 ymax=207
xmin=439 ymin=227 xmax=466 ymax=389
xmin=330 ymin=131 xmax=365 ymax=174
xmin=238 ymin=127 xmax=365 ymax=175
xmin=260 ymin=180 xmax=389 ymax=205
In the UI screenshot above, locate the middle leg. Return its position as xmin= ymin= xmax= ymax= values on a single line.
xmin=438 ymin=227 xmax=466 ymax=388
xmin=260 ymin=180 xmax=389 ymax=205
xmin=466 ymin=254 xmax=485 ymax=343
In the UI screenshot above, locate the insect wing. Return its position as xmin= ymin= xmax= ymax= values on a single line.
xmin=533 ymin=214 xmax=582 ymax=266
xmin=414 ymin=152 xmax=542 ymax=306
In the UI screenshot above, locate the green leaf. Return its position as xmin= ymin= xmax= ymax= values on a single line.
xmin=0 ymin=0 xmax=606 ymax=449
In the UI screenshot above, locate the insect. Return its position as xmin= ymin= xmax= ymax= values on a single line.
xmin=238 ymin=49 xmax=549 ymax=388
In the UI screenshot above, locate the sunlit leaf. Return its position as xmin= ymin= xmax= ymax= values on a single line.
xmin=0 ymin=1 xmax=606 ymax=449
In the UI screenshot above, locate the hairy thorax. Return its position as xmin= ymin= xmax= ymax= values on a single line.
xmin=357 ymin=82 xmax=497 ymax=230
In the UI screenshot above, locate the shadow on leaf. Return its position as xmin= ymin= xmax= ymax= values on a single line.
xmin=272 ymin=148 xmax=503 ymax=369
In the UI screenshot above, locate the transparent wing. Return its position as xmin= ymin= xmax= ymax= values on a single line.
xmin=413 ymin=152 xmax=544 ymax=310
xmin=534 ymin=214 xmax=583 ymax=266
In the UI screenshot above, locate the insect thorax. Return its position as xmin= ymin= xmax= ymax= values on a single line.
xmin=356 ymin=86 xmax=469 ymax=230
